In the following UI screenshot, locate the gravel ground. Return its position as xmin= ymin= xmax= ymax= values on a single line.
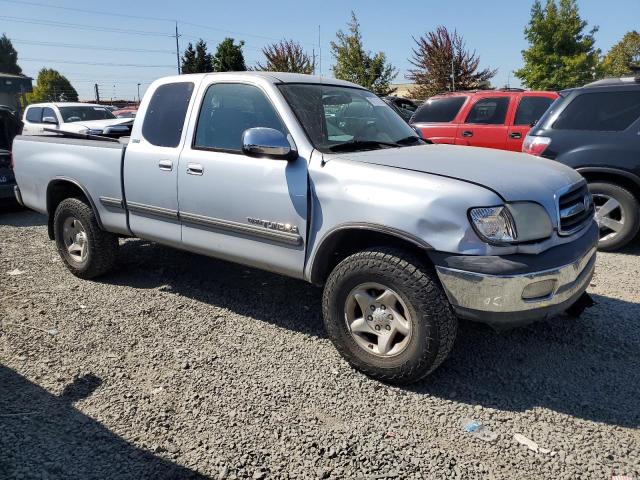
xmin=1 ymin=207 xmax=639 ymax=480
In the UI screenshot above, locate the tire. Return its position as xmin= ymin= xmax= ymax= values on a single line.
xmin=53 ymin=197 xmax=118 ymax=279
xmin=589 ymin=182 xmax=640 ymax=251
xmin=322 ymin=247 xmax=457 ymax=384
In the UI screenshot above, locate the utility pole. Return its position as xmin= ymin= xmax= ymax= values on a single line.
xmin=451 ymin=46 xmax=455 ymax=91
xmin=94 ymin=83 xmax=100 ymax=102
xmin=318 ymin=25 xmax=322 ymax=76
xmin=175 ymin=21 xmax=181 ymax=75
xmin=137 ymin=83 xmax=141 ymax=104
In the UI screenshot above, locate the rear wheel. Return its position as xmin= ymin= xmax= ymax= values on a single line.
xmin=53 ymin=197 xmax=118 ymax=279
xmin=589 ymin=182 xmax=640 ymax=251
xmin=322 ymin=247 xmax=457 ymax=384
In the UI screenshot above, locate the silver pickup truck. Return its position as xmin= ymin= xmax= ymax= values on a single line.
xmin=13 ymin=72 xmax=598 ymax=383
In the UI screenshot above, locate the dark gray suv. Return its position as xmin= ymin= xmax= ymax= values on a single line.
xmin=524 ymin=77 xmax=640 ymax=251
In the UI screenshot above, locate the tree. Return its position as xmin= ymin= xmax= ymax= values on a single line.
xmin=600 ymin=31 xmax=640 ymax=77
xmin=26 ymin=68 xmax=78 ymax=103
xmin=0 ymin=33 xmax=22 ymax=75
xmin=181 ymin=39 xmax=214 ymax=73
xmin=407 ymin=26 xmax=496 ymax=99
xmin=255 ymin=39 xmax=314 ymax=74
xmin=330 ymin=12 xmax=397 ymax=95
xmin=212 ymin=38 xmax=246 ymax=72
xmin=515 ymin=0 xmax=599 ymax=90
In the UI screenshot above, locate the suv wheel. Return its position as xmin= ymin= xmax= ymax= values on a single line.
xmin=53 ymin=197 xmax=118 ymax=278
xmin=590 ymin=182 xmax=640 ymax=251
xmin=322 ymin=247 xmax=457 ymax=384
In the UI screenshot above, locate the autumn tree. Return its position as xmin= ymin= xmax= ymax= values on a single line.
xmin=600 ymin=31 xmax=640 ymax=77
xmin=407 ymin=26 xmax=496 ymax=99
xmin=515 ymin=0 xmax=599 ymax=90
xmin=256 ymin=39 xmax=314 ymax=74
xmin=26 ymin=68 xmax=78 ymax=103
xmin=0 ymin=33 xmax=22 ymax=75
xmin=330 ymin=12 xmax=397 ymax=95
xmin=212 ymin=38 xmax=246 ymax=72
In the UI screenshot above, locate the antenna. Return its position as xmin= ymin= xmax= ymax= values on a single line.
xmin=318 ymin=25 xmax=322 ymax=76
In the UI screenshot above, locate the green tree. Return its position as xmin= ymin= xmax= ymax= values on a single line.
xmin=600 ymin=31 xmax=640 ymax=77
xmin=26 ymin=68 xmax=78 ymax=103
xmin=181 ymin=39 xmax=213 ymax=73
xmin=515 ymin=0 xmax=599 ymax=90
xmin=181 ymin=42 xmax=197 ymax=74
xmin=212 ymin=38 xmax=246 ymax=72
xmin=408 ymin=26 xmax=496 ymax=99
xmin=330 ymin=12 xmax=397 ymax=95
xmin=0 ymin=33 xmax=22 ymax=75
xmin=255 ymin=39 xmax=314 ymax=74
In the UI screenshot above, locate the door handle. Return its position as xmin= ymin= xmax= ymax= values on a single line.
xmin=158 ymin=159 xmax=173 ymax=171
xmin=187 ymin=163 xmax=204 ymax=176
xmin=509 ymin=132 xmax=522 ymax=139
xmin=462 ymin=130 xmax=473 ymax=137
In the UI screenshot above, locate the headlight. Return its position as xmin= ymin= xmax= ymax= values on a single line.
xmin=469 ymin=203 xmax=553 ymax=244
xmin=469 ymin=206 xmax=517 ymax=243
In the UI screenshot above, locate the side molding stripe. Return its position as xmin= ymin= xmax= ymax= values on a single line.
xmin=127 ymin=201 xmax=179 ymax=220
xmin=180 ymin=211 xmax=302 ymax=246
xmin=99 ymin=196 xmax=124 ymax=209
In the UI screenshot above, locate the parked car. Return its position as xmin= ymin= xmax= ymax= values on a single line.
xmin=382 ymin=96 xmax=418 ymax=122
xmin=411 ymin=89 xmax=558 ymax=151
xmin=0 ymin=149 xmax=16 ymax=204
xmin=113 ymin=108 xmax=137 ymax=119
xmin=524 ymin=76 xmax=640 ymax=251
xmin=13 ymin=72 xmax=596 ymax=384
xmin=21 ymin=103 xmax=131 ymax=137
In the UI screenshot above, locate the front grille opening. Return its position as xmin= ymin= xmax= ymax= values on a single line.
xmin=558 ymin=183 xmax=594 ymax=235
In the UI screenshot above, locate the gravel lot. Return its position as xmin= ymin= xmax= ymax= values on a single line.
xmin=1 ymin=207 xmax=639 ymax=480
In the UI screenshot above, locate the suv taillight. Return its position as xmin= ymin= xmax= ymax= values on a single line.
xmin=522 ymin=135 xmax=551 ymax=156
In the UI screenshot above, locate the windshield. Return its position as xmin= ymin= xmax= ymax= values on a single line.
xmin=58 ymin=106 xmax=116 ymax=123
xmin=278 ymin=84 xmax=423 ymax=153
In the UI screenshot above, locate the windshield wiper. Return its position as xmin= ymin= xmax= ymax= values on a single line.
xmin=394 ymin=135 xmax=425 ymax=146
xmin=328 ymin=140 xmax=399 ymax=153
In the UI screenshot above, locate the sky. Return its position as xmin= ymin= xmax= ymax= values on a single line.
xmin=1 ymin=0 xmax=638 ymax=101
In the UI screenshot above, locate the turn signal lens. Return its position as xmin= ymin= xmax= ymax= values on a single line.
xmin=469 ymin=206 xmax=518 ymax=243
xmin=522 ymin=135 xmax=551 ymax=156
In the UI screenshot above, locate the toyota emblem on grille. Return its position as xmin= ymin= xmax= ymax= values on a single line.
xmin=583 ymin=194 xmax=591 ymax=211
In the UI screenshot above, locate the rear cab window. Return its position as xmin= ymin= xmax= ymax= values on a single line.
xmin=412 ymin=96 xmax=466 ymax=123
xmin=25 ymin=107 xmax=43 ymax=123
xmin=552 ymin=90 xmax=640 ymax=131
xmin=142 ymin=82 xmax=195 ymax=148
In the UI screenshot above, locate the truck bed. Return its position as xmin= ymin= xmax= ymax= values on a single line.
xmin=12 ymin=135 xmax=130 ymax=235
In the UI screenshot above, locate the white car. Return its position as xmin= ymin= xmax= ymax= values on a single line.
xmin=21 ymin=103 xmax=131 ymax=136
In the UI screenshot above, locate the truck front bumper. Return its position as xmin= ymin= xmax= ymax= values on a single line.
xmin=431 ymin=221 xmax=598 ymax=327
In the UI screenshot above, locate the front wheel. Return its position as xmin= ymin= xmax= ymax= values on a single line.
xmin=590 ymin=182 xmax=640 ymax=251
xmin=53 ymin=197 xmax=118 ymax=279
xmin=322 ymin=247 xmax=457 ymax=384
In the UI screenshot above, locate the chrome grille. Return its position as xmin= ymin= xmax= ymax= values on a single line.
xmin=558 ymin=182 xmax=594 ymax=235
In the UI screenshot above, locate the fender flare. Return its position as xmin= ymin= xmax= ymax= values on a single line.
xmin=308 ymin=222 xmax=432 ymax=284
xmin=46 ymin=176 xmax=104 ymax=239
xmin=576 ymin=167 xmax=640 ymax=189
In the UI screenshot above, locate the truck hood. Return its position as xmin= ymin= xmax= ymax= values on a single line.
xmin=61 ymin=118 xmax=130 ymax=131
xmin=328 ymin=144 xmax=583 ymax=202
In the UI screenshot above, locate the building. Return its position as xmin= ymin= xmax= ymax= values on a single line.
xmin=0 ymin=73 xmax=33 ymax=114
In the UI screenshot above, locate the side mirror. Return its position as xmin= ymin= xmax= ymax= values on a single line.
xmin=242 ymin=127 xmax=296 ymax=160
xmin=42 ymin=116 xmax=58 ymax=125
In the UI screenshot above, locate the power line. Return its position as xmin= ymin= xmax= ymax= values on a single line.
xmin=12 ymin=39 xmax=174 ymax=54
xmin=0 ymin=0 xmax=175 ymax=22
xmin=0 ymin=16 xmax=174 ymax=37
xmin=20 ymin=57 xmax=175 ymax=68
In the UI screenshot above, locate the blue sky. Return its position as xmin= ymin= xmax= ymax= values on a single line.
xmin=1 ymin=0 xmax=638 ymax=101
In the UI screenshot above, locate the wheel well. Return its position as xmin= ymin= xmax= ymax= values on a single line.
xmin=310 ymin=228 xmax=431 ymax=285
xmin=579 ymin=171 xmax=640 ymax=200
xmin=46 ymin=180 xmax=96 ymax=240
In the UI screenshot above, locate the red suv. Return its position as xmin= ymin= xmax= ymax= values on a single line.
xmin=411 ymin=89 xmax=558 ymax=151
